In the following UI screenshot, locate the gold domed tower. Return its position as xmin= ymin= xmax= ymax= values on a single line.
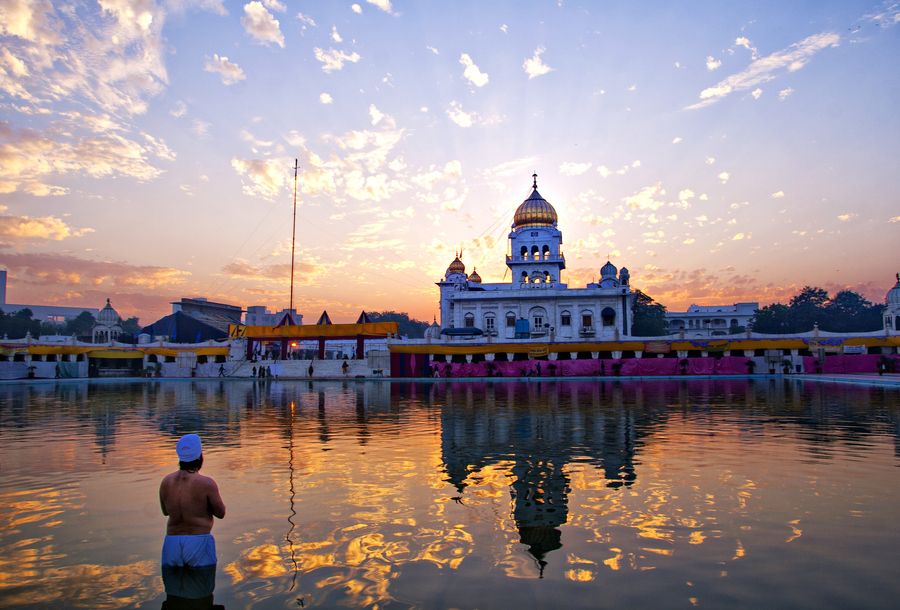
xmin=507 ymin=173 xmax=565 ymax=286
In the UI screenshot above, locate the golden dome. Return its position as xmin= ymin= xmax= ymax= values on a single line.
xmin=446 ymin=255 xmax=465 ymax=276
xmin=513 ymin=175 xmax=558 ymax=228
xmin=468 ymin=268 xmax=482 ymax=283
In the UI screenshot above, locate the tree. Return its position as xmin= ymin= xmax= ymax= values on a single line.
xmin=121 ymin=316 xmax=141 ymax=335
xmin=750 ymin=303 xmax=792 ymax=334
xmin=0 ymin=308 xmax=41 ymax=339
xmin=822 ymin=290 xmax=882 ymax=332
xmin=631 ymin=291 xmax=667 ymax=336
xmin=367 ymin=311 xmax=430 ymax=338
xmin=65 ymin=311 xmax=96 ymax=338
xmin=750 ymin=286 xmax=884 ymax=334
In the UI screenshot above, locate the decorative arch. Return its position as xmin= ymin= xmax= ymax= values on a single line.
xmin=601 ymin=307 xmax=616 ymax=327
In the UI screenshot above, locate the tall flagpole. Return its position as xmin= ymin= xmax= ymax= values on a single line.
xmin=289 ymin=159 xmax=298 ymax=320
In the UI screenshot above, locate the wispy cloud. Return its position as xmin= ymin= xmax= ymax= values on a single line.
xmin=319 ymin=92 xmax=333 ymax=104
xmin=559 ymin=161 xmax=592 ymax=176
xmin=241 ymin=1 xmax=285 ymax=47
xmin=204 ymin=54 xmax=246 ymax=85
xmin=687 ymin=32 xmax=840 ymax=109
xmin=706 ymin=56 xmax=722 ymax=71
xmin=314 ymin=47 xmax=361 ymax=72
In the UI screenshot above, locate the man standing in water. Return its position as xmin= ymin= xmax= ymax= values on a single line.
xmin=159 ymin=434 xmax=226 ymax=568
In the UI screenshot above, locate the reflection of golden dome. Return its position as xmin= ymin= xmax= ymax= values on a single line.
xmin=513 ymin=179 xmax=558 ymax=229
xmin=468 ymin=268 xmax=482 ymax=283
xmin=446 ymin=255 xmax=465 ymax=276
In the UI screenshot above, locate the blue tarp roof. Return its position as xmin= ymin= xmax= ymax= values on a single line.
xmin=140 ymin=311 xmax=227 ymax=343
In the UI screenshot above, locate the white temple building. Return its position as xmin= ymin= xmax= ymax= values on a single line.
xmin=92 ymin=299 xmax=122 ymax=343
xmin=885 ymin=273 xmax=900 ymax=335
xmin=436 ymin=175 xmax=634 ymax=341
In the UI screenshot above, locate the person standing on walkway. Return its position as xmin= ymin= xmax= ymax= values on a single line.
xmin=159 ymin=434 xmax=226 ymax=569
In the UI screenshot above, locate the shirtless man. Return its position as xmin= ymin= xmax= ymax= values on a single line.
xmin=159 ymin=434 xmax=226 ymax=568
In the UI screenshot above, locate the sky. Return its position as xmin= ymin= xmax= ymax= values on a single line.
xmin=0 ymin=0 xmax=898 ymax=324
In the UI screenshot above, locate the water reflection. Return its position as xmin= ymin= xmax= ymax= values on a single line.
xmin=0 ymin=379 xmax=899 ymax=609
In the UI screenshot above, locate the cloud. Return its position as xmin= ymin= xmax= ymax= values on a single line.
xmin=625 ymin=184 xmax=665 ymax=211
xmin=0 ymin=211 xmax=92 ymax=241
xmin=706 ymin=56 xmax=722 ymax=71
xmin=889 ymin=216 xmax=900 ymax=223
xmin=523 ymin=47 xmax=553 ymax=79
xmin=351 ymin=4 xmax=362 ymax=14
xmin=500 ymin=24 xmax=508 ymax=33
xmin=0 ymin=251 xmax=190 ymax=293
xmin=735 ymin=36 xmax=759 ymax=59
xmin=672 ymin=137 xmax=682 ymax=144
xmin=732 ymin=232 xmax=746 ymax=240
xmin=296 ymin=12 xmax=316 ymax=29
xmin=559 ymin=161 xmax=592 ymax=176
xmin=778 ymin=87 xmax=794 ymax=100
xmin=751 ymin=87 xmax=762 ymax=99
xmin=459 ymin=53 xmax=489 ymax=87
xmin=319 ymin=92 xmax=333 ymax=104
xmin=687 ymin=32 xmax=840 ymax=109
xmin=718 ymin=171 xmax=730 ymax=183
xmin=771 ymin=190 xmax=785 ymax=198
xmin=170 ymin=101 xmax=187 ymax=118
xmin=368 ymin=104 xmax=384 ymax=125
xmin=366 ymin=0 xmax=394 ymax=13
xmin=231 ymin=158 xmax=291 ymax=199
xmin=597 ymin=165 xmax=611 ymax=178
xmin=446 ymin=101 xmax=474 ymax=127
xmin=331 ymin=25 xmax=342 ymax=42
xmin=314 ymin=47 xmax=361 ymax=72
xmin=204 ymin=54 xmax=246 ymax=85
xmin=241 ymin=1 xmax=284 ymax=47
xmin=837 ymin=213 xmax=857 ymax=221
xmin=0 ymin=119 xmax=174 ymax=195
xmin=426 ymin=45 xmax=439 ymax=55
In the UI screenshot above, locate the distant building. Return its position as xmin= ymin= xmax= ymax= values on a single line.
xmin=92 ymin=299 xmax=122 ymax=343
xmin=0 ymin=269 xmax=99 ymax=324
xmin=245 ymin=305 xmax=302 ymax=326
xmin=665 ymin=302 xmax=758 ymax=336
xmin=885 ymin=273 xmax=900 ymax=335
xmin=140 ymin=297 xmax=243 ymax=343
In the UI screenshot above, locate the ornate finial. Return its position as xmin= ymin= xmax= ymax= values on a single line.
xmin=532 ymin=172 xmax=538 ymax=190
xmin=896 ymin=272 xmax=899 ymax=283
xmin=106 ymin=298 xmax=110 ymax=305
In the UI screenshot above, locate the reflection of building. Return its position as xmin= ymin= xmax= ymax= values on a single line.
xmin=437 ymin=176 xmax=634 ymax=341
xmin=439 ymin=383 xmax=660 ymax=571
xmin=665 ymin=302 xmax=758 ymax=336
xmin=92 ymin=299 xmax=122 ymax=343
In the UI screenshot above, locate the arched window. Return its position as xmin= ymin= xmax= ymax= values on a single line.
xmin=506 ymin=312 xmax=517 ymax=328
xmin=730 ymin=319 xmax=739 ymax=327
xmin=464 ymin=313 xmax=475 ymax=328
xmin=531 ymin=245 xmax=540 ymax=259
xmin=521 ymin=245 xmax=528 ymax=259
xmin=484 ymin=314 xmax=495 ymax=332
xmin=601 ymin=307 xmax=616 ymax=326
xmin=581 ymin=310 xmax=594 ymax=329
xmin=544 ymin=271 xmax=551 ymax=283
xmin=529 ymin=306 xmax=548 ymax=331
xmin=521 ymin=271 xmax=529 ymax=284
xmin=542 ymin=245 xmax=550 ymax=260
xmin=560 ymin=310 xmax=571 ymax=326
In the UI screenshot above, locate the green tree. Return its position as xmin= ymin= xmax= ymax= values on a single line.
xmin=750 ymin=303 xmax=792 ymax=333
xmin=64 ymin=311 xmax=96 ymax=338
xmin=822 ymin=290 xmax=882 ymax=332
xmin=0 ymin=308 xmax=41 ymax=339
xmin=367 ymin=311 xmax=430 ymax=338
xmin=121 ymin=316 xmax=141 ymax=335
xmin=631 ymin=291 xmax=667 ymax=336
xmin=787 ymin=286 xmax=830 ymax=332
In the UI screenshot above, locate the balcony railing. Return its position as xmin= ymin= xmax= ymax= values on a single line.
xmin=579 ymin=327 xmax=596 ymax=337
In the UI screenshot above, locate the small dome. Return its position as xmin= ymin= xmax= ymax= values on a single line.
xmin=468 ymin=268 xmax=482 ymax=283
xmin=512 ymin=175 xmax=558 ymax=229
xmin=446 ymin=255 xmax=465 ymax=277
xmin=600 ymin=260 xmax=618 ymax=278
xmin=887 ymin=273 xmax=900 ymax=306
xmin=97 ymin=298 xmax=120 ymax=324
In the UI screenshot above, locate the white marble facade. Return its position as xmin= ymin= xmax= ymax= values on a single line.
xmin=437 ymin=176 xmax=634 ymax=341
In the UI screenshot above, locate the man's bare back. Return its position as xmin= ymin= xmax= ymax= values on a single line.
xmin=159 ymin=469 xmax=226 ymax=535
